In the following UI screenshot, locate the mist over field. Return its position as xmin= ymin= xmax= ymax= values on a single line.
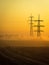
xmin=0 ymin=36 xmax=49 ymax=65
xmin=0 ymin=40 xmax=49 ymax=47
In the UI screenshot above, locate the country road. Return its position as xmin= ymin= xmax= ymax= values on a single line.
xmin=0 ymin=47 xmax=49 ymax=65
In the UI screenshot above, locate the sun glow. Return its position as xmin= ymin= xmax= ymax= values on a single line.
xmin=0 ymin=0 xmax=49 ymax=40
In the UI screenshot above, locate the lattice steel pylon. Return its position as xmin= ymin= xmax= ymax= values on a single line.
xmin=28 ymin=14 xmax=34 ymax=36
xmin=34 ymin=15 xmax=44 ymax=37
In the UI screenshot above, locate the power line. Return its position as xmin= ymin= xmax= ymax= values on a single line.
xmin=34 ymin=15 xmax=44 ymax=37
xmin=28 ymin=14 xmax=34 ymax=36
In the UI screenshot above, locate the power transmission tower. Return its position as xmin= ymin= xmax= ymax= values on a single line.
xmin=34 ymin=15 xmax=44 ymax=37
xmin=28 ymin=14 xmax=34 ymax=36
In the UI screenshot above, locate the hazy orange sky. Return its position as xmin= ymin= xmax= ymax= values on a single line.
xmin=0 ymin=0 xmax=49 ymax=40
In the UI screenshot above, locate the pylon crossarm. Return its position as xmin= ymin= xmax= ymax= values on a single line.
xmin=28 ymin=20 xmax=34 ymax=21
xmin=34 ymin=25 xmax=44 ymax=27
xmin=34 ymin=30 xmax=44 ymax=32
xmin=29 ymin=16 xmax=34 ymax=18
xmin=29 ymin=23 xmax=33 ymax=24
xmin=34 ymin=20 xmax=43 ymax=22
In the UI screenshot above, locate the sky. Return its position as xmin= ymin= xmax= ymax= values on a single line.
xmin=0 ymin=0 xmax=49 ymax=40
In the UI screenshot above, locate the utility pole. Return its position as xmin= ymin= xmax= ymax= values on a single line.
xmin=34 ymin=15 xmax=44 ymax=37
xmin=28 ymin=14 xmax=34 ymax=36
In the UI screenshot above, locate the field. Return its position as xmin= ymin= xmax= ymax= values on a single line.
xmin=0 ymin=40 xmax=49 ymax=65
